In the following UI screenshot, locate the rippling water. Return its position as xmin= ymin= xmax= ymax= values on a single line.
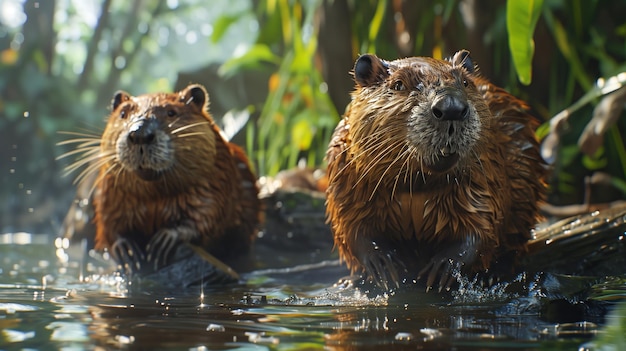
xmin=0 ymin=231 xmax=624 ymax=350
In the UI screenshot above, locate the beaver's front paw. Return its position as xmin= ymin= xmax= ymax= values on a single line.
xmin=417 ymin=236 xmax=480 ymax=292
xmin=110 ymin=237 xmax=145 ymax=275
xmin=354 ymin=238 xmax=408 ymax=291
xmin=146 ymin=229 xmax=181 ymax=270
xmin=146 ymin=229 xmax=179 ymax=271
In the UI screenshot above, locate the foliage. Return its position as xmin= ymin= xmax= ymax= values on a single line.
xmin=583 ymin=300 xmax=626 ymax=350
xmin=2 ymin=0 xmax=626 ymax=233
xmin=527 ymin=0 xmax=626 ymax=204
xmin=216 ymin=0 xmax=340 ymax=176
xmin=0 ymin=0 xmax=254 ymax=232
xmin=215 ymin=0 xmax=626 ymax=203
xmin=507 ymin=0 xmax=543 ymax=85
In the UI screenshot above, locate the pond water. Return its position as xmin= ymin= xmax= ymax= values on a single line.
xmin=1 ymin=229 xmax=625 ymax=351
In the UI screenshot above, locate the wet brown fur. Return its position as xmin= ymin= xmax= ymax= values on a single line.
xmin=326 ymin=51 xmax=547 ymax=288
xmin=74 ymin=84 xmax=260 ymax=266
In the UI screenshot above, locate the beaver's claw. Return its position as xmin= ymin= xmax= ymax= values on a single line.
xmin=357 ymin=240 xmax=407 ymax=291
xmin=146 ymin=229 xmax=180 ymax=270
xmin=417 ymin=255 xmax=459 ymax=292
xmin=417 ymin=236 xmax=480 ymax=292
xmin=110 ymin=237 xmax=145 ymax=275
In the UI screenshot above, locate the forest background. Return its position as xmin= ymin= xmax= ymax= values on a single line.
xmin=1 ymin=0 xmax=625 ymax=234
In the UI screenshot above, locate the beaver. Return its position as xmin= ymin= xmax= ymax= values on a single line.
xmin=62 ymin=84 xmax=261 ymax=274
xmin=325 ymin=50 xmax=547 ymax=291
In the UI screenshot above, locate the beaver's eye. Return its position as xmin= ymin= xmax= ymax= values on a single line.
xmin=392 ymin=80 xmax=405 ymax=91
xmin=118 ymin=108 xmax=128 ymax=119
xmin=463 ymin=79 xmax=469 ymax=87
xmin=167 ymin=109 xmax=177 ymax=117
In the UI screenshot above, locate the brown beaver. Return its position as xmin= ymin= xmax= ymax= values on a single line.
xmin=325 ymin=50 xmax=547 ymax=291
xmin=63 ymin=84 xmax=261 ymax=273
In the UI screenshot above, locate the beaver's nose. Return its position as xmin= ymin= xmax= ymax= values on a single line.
xmin=431 ymin=94 xmax=469 ymax=121
xmin=128 ymin=117 xmax=158 ymax=144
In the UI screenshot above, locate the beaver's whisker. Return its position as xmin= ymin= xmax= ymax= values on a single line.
xmin=74 ymin=163 xmax=104 ymax=189
xmin=74 ymin=152 xmax=114 ymax=173
xmin=390 ymin=155 xmax=404 ymax=200
xmin=366 ymin=127 xmax=407 ymax=141
xmin=63 ymin=150 xmax=110 ymax=175
xmin=73 ymin=155 xmax=115 ymax=185
xmin=369 ymin=145 xmax=407 ymax=201
xmin=419 ymin=158 xmax=427 ymax=184
xmin=329 ymin=143 xmax=373 ymax=183
xmin=350 ymin=140 xmax=398 ymax=183
xmin=391 ymin=148 xmax=411 ymax=200
xmin=56 ymin=138 xmax=101 ymax=147
xmin=170 ymin=121 xmax=210 ymax=135
xmin=403 ymin=148 xmax=415 ymax=184
xmin=92 ymin=161 xmax=120 ymax=197
xmin=471 ymin=148 xmax=485 ymax=175
xmin=334 ymin=126 xmax=402 ymax=156
xmin=176 ymin=132 xmax=207 ymax=139
xmin=409 ymin=162 xmax=414 ymax=198
xmin=112 ymin=164 xmax=125 ymax=190
xmin=353 ymin=140 xmax=404 ymax=188
xmin=58 ymin=131 xmax=102 ymax=139
xmin=72 ymin=141 xmax=101 ymax=151
xmin=404 ymin=161 xmax=413 ymax=197
xmin=330 ymin=160 xmax=351 ymax=184
xmin=57 ymin=145 xmax=101 ymax=161
xmin=356 ymin=136 xmax=403 ymax=163
xmin=167 ymin=117 xmax=182 ymax=129
xmin=356 ymin=127 xmax=403 ymax=142
xmin=64 ymin=155 xmax=100 ymax=177
xmin=330 ymin=126 xmax=407 ymax=183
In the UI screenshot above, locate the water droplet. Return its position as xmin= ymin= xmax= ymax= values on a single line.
xmin=206 ymin=323 xmax=225 ymax=332
xmin=394 ymin=332 xmax=413 ymax=341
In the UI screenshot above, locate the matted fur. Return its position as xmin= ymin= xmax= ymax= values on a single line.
xmin=66 ymin=84 xmax=261 ymax=268
xmin=326 ymin=51 xmax=546 ymax=288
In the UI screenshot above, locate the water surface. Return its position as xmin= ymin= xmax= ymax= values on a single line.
xmin=0 ymin=231 xmax=623 ymax=350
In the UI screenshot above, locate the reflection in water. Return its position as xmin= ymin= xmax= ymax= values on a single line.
xmin=0 ymin=229 xmax=623 ymax=350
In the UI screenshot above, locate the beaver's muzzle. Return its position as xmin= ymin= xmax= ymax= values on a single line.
xmin=431 ymin=91 xmax=469 ymax=121
xmin=128 ymin=117 xmax=158 ymax=145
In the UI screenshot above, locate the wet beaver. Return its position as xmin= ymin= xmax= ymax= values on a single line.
xmin=63 ymin=84 xmax=260 ymax=273
xmin=326 ymin=50 xmax=547 ymax=291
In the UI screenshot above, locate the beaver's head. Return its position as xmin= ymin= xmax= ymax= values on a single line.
xmin=101 ymin=84 xmax=217 ymax=183
xmin=348 ymin=50 xmax=490 ymax=175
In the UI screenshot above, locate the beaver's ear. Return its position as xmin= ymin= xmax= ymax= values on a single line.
xmin=112 ymin=91 xmax=131 ymax=111
xmin=451 ymin=49 xmax=475 ymax=73
xmin=353 ymin=54 xmax=390 ymax=87
xmin=181 ymin=84 xmax=209 ymax=111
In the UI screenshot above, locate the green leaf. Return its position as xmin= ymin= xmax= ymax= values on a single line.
xmin=506 ymin=0 xmax=543 ymax=85
xmin=211 ymin=15 xmax=240 ymax=43
xmin=535 ymin=121 xmax=550 ymax=140
xmin=218 ymin=44 xmax=280 ymax=78
xmin=367 ymin=0 xmax=387 ymax=53
xmin=559 ymin=144 xmax=580 ymax=167
xmin=610 ymin=177 xmax=626 ymax=196
xmin=291 ymin=114 xmax=315 ymax=151
xmin=544 ymin=11 xmax=593 ymax=91
xmin=581 ymin=145 xmax=607 ymax=170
